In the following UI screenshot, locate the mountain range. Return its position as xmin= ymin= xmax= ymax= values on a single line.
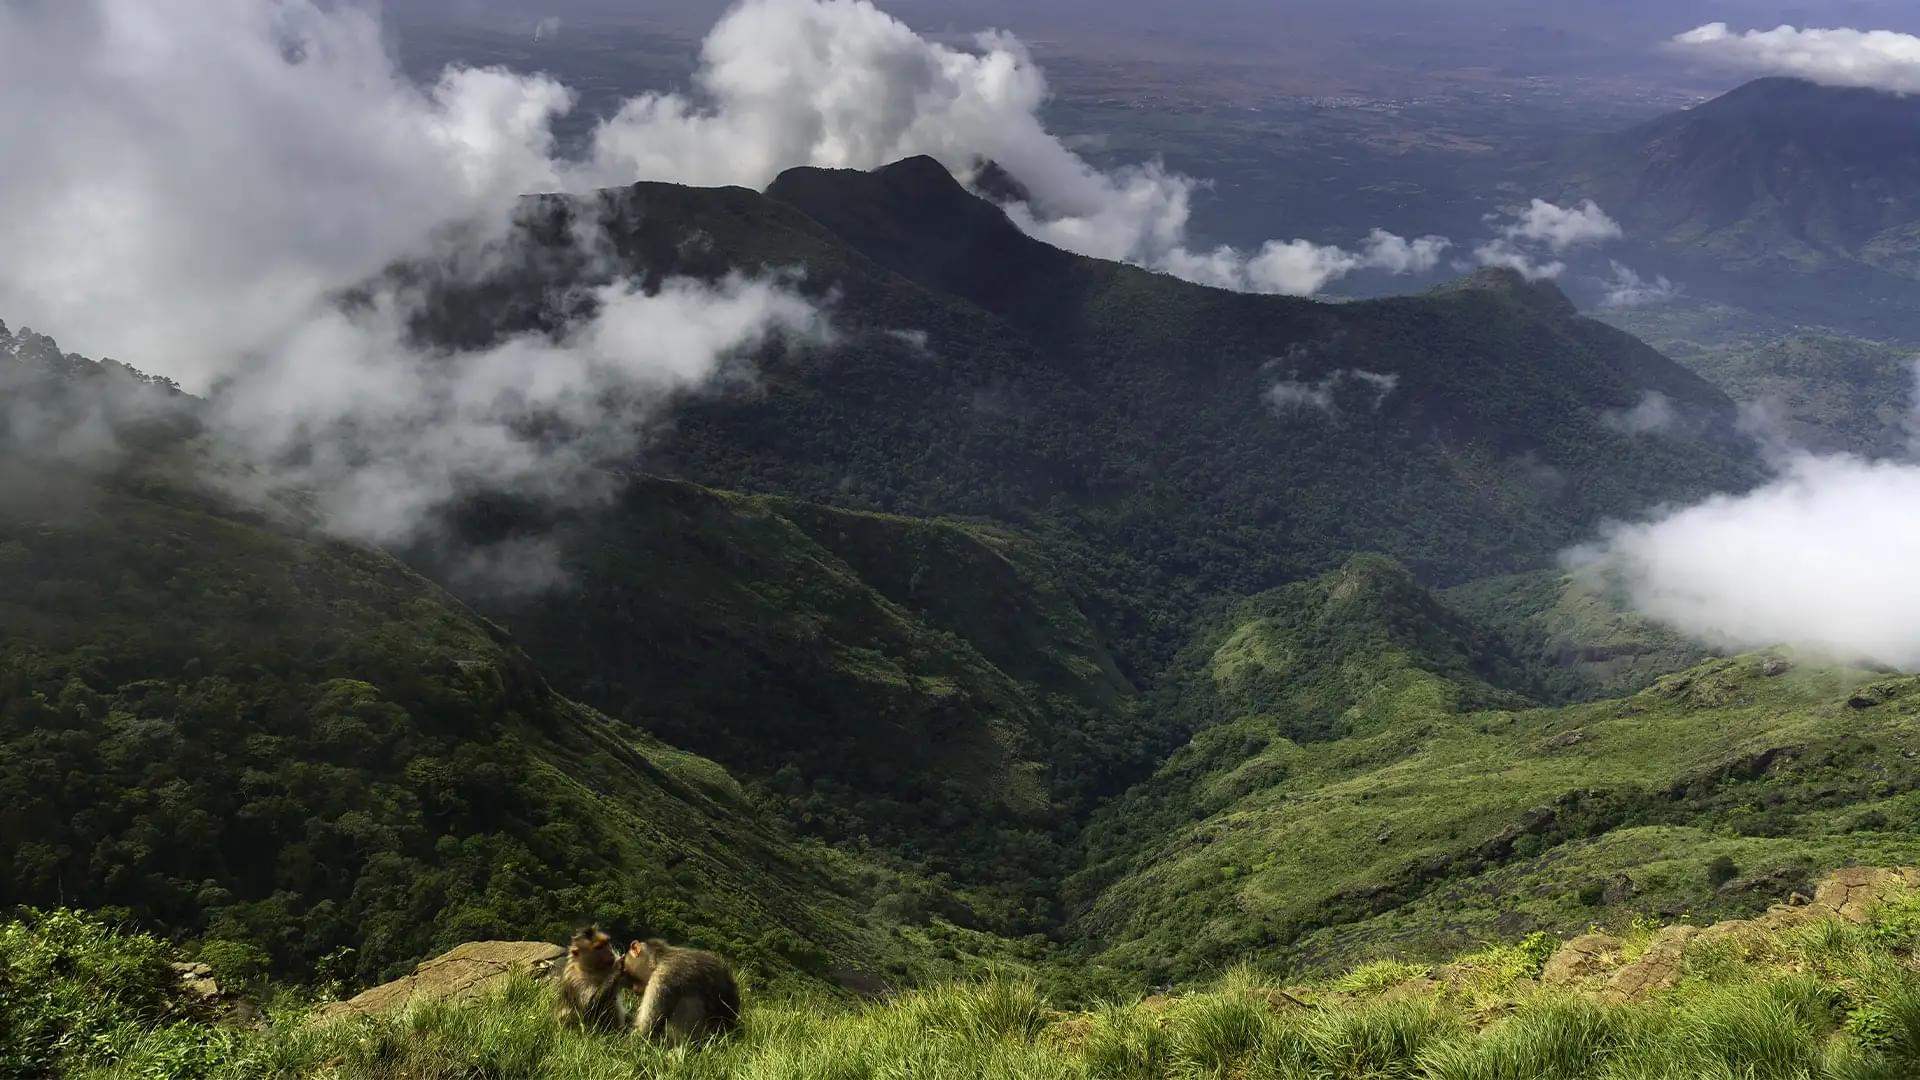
xmin=1555 ymin=76 xmax=1920 ymax=340
xmin=5 ymin=154 xmax=1918 ymax=1002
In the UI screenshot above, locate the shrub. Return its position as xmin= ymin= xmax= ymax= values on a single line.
xmin=1330 ymin=959 xmax=1432 ymax=995
xmin=1705 ymin=855 xmax=1739 ymax=888
xmin=0 ymin=909 xmax=194 ymax=1077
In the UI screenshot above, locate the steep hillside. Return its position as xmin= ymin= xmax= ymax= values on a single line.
xmin=0 ymin=338 xmax=950 ymax=992
xmin=1072 ymin=557 xmax=1920 ymax=982
xmin=420 ymin=479 xmax=1146 ymax=930
xmin=416 ymin=158 xmax=1763 ymax=671
xmin=1442 ymin=568 xmax=1713 ymax=703
xmin=1555 ymin=77 xmax=1920 ymax=338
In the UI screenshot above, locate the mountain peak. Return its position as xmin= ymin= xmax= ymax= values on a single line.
xmin=1432 ymin=266 xmax=1578 ymax=316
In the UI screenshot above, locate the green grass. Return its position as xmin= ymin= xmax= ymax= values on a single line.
xmin=19 ymin=897 xmax=1920 ymax=1080
xmin=1072 ymin=559 xmax=1920 ymax=982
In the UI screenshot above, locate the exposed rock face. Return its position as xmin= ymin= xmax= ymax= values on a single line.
xmin=173 ymin=961 xmax=221 ymax=1004
xmin=1601 ymin=926 xmax=1697 ymax=1003
xmin=315 ymin=941 xmax=566 ymax=1022
xmin=1537 ymin=866 xmax=1920 ymax=1002
xmin=1540 ymin=934 xmax=1623 ymax=986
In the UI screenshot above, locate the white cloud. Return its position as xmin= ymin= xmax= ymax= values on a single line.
xmin=1167 ymin=231 xmax=1450 ymax=296
xmin=1602 ymin=391 xmax=1679 ymax=435
xmin=1470 ymin=199 xmax=1623 ymax=281
xmin=1601 ymin=261 xmax=1681 ymax=308
xmin=1267 ymin=379 xmax=1336 ymax=414
xmin=1472 ymin=242 xmax=1567 ymax=282
xmin=578 ymin=0 xmax=1445 ymax=295
xmin=0 ymin=0 xmax=575 ymax=389
xmin=0 ymin=0 xmax=823 ymax=557
xmin=1571 ymin=365 xmax=1920 ymax=670
xmin=1569 ymin=454 xmax=1920 ymax=669
xmin=1266 ymin=368 xmax=1398 ymax=416
xmin=1672 ymin=23 xmax=1920 ymax=94
xmin=1503 ymin=200 xmax=1622 ymax=253
xmin=212 ymin=274 xmax=824 ymax=544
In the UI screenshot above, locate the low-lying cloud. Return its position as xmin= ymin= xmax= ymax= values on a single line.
xmin=1601 ymin=391 xmax=1678 ymax=435
xmin=1473 ymin=200 xmax=1624 ymax=281
xmin=1573 ymin=367 xmax=1920 ymax=669
xmin=0 ymin=0 xmax=823 ymax=560
xmin=1673 ymin=23 xmax=1920 ymax=94
xmin=1267 ymin=368 xmax=1399 ymax=416
xmin=1600 ymin=261 xmax=1681 ymax=308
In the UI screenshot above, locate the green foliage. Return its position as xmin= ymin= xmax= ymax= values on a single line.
xmin=0 ymin=909 xmax=195 ymax=1078
xmin=1072 ymin=557 xmax=1920 ymax=981
xmin=1706 ymin=855 xmax=1740 ymax=888
xmin=19 ymin=901 xmax=1920 ymax=1080
xmin=1333 ymin=960 xmax=1435 ymax=996
xmin=427 ymin=478 xmax=1152 ymax=934
xmin=0 ymin=468 xmax=942 ymax=991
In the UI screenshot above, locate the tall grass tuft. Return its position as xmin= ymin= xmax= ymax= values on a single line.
xmin=1300 ymin=999 xmax=1456 ymax=1079
xmin=1169 ymin=993 xmax=1271 ymax=1075
xmin=1082 ymin=1003 xmax=1170 ymax=1079
xmin=896 ymin=978 xmax=1051 ymax=1044
xmin=1418 ymin=994 xmax=1625 ymax=1080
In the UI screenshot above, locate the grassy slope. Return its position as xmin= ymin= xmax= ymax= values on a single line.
xmin=25 ymin=885 xmax=1920 ymax=1080
xmin=1441 ymin=568 xmax=1713 ymax=703
xmin=0 ymin=463 xmax=943 ymax=991
xmin=1073 ymin=557 xmax=1920 ymax=982
xmin=427 ymin=477 xmax=1146 ymax=932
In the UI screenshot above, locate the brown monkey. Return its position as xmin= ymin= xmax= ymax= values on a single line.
xmin=553 ymin=926 xmax=626 ymax=1032
xmin=621 ymin=938 xmax=741 ymax=1043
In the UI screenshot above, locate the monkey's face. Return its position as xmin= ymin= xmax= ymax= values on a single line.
xmin=621 ymin=941 xmax=658 ymax=986
xmin=570 ymin=930 xmax=615 ymax=970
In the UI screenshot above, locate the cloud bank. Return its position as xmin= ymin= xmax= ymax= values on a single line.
xmin=1267 ymin=368 xmax=1399 ymax=416
xmin=1574 ymin=367 xmax=1920 ymax=669
xmin=1673 ymin=23 xmax=1920 ymax=94
xmin=0 ymin=0 xmax=821 ymax=556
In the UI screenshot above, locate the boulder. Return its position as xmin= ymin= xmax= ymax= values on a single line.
xmin=315 ymin=941 xmax=566 ymax=1022
xmin=172 ymin=961 xmax=221 ymax=1004
xmin=1601 ymin=926 xmax=1697 ymax=1003
xmin=1540 ymin=934 xmax=1624 ymax=986
xmin=1811 ymin=867 xmax=1920 ymax=923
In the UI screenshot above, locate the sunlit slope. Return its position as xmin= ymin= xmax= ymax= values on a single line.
xmin=1073 ymin=556 xmax=1920 ymax=981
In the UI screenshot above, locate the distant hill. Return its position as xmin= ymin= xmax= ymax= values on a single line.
xmin=418 ymin=156 xmax=1764 ymax=673
xmin=1069 ymin=555 xmax=1920 ymax=981
xmin=1555 ymin=77 xmax=1920 ymax=338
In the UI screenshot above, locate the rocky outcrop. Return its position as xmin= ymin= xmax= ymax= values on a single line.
xmin=1600 ymin=927 xmax=1697 ymax=1003
xmin=1538 ymin=866 xmax=1920 ymax=1002
xmin=315 ymin=941 xmax=566 ymax=1022
xmin=1540 ymin=934 xmax=1622 ymax=986
xmin=173 ymin=961 xmax=222 ymax=1005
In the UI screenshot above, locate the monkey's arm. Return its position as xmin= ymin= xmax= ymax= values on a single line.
xmin=632 ymin=978 xmax=674 ymax=1039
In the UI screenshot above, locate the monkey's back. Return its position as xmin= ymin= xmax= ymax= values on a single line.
xmin=649 ymin=949 xmax=741 ymax=1041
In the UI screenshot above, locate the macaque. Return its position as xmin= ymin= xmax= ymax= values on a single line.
xmin=553 ymin=926 xmax=626 ymax=1032
xmin=621 ymin=938 xmax=742 ymax=1043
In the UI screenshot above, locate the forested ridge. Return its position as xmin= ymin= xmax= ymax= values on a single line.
xmin=5 ymin=161 xmax=1919 ymax=1056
